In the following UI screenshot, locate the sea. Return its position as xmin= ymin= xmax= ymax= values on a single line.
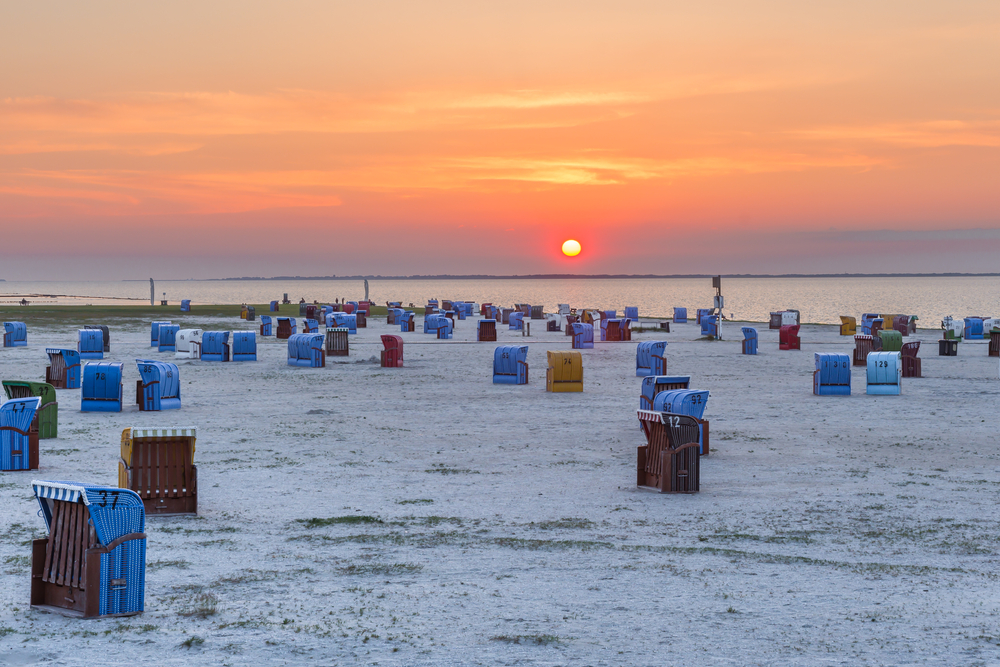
xmin=1 ymin=276 xmax=997 ymax=326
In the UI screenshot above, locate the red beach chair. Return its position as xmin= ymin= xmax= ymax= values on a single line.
xmin=778 ymin=325 xmax=800 ymax=350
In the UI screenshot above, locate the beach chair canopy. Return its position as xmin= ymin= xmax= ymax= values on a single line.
xmin=3 ymin=381 xmax=57 ymax=439
xmin=640 ymin=375 xmax=691 ymax=409
xmin=651 ymin=389 xmax=709 ymax=420
xmin=1 ymin=397 xmax=40 ymax=470
xmin=3 ymin=321 xmax=27 ymax=347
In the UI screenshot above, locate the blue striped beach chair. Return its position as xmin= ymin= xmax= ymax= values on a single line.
xmin=77 ymin=329 xmax=104 ymax=360
xmin=81 ymin=363 xmax=124 ymax=413
xmin=1 ymin=397 xmax=41 ymax=471
xmin=135 ymin=360 xmax=181 ymax=411
xmin=30 ymin=480 xmax=146 ymax=618
xmin=46 ymin=348 xmax=82 ymax=389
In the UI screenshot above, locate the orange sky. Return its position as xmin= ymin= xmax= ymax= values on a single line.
xmin=2 ymin=1 xmax=999 ymax=278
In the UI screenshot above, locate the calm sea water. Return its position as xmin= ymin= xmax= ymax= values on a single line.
xmin=1 ymin=277 xmax=996 ymax=326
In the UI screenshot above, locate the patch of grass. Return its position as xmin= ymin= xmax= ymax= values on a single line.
xmin=47 ymin=449 xmax=79 ymax=456
xmin=339 ymin=563 xmax=422 ymax=576
xmin=3 ymin=555 xmax=31 ymax=567
xmin=178 ymin=593 xmax=219 ymax=619
xmin=532 ymin=518 xmax=594 ymax=530
xmin=0 ymin=627 xmax=15 ymax=638
xmin=147 ymin=559 xmax=191 ymax=571
xmin=424 ymin=464 xmax=479 ymax=475
xmin=490 ymin=634 xmax=565 ymax=646
xmin=397 ymin=499 xmax=434 ymax=505
xmin=296 ymin=516 xmax=383 ymax=528
xmin=179 ymin=635 xmax=205 ymax=649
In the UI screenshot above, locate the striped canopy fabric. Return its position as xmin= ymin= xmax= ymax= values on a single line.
xmin=129 ymin=427 xmax=196 ymax=439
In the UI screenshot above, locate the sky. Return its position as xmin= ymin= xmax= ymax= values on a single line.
xmin=2 ymin=1 xmax=999 ymax=279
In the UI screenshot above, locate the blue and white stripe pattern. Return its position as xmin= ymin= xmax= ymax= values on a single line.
xmin=1 ymin=397 xmax=40 ymax=471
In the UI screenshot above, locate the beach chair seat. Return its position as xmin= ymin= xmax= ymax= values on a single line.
xmin=636 ymin=411 xmax=700 ymax=493
xmin=509 ymin=312 xmax=524 ymax=331
xmin=478 ymin=320 xmax=497 ymax=342
xmin=31 ymin=481 xmax=146 ymax=617
xmin=3 ymin=321 xmax=28 ymax=347
xmin=259 ymin=316 xmax=273 ymax=337
xmin=119 ymin=427 xmax=197 ymax=515
xmin=866 ymin=351 xmax=902 ymax=395
xmin=231 ymin=332 xmax=256 ymax=361
xmin=81 ymin=363 xmax=124 ymax=412
xmin=135 ymin=360 xmax=181 ymax=411
xmin=45 ymin=349 xmax=81 ymax=389
xmin=545 ymin=351 xmax=582 ymax=392
xmin=150 ymin=321 xmax=171 ymax=347
xmin=839 ymin=316 xmax=856 ymax=336
xmin=779 ymin=325 xmax=800 ymax=350
xmin=399 ymin=311 xmax=415 ymax=332
xmin=1 ymin=397 xmax=41 ymax=471
xmin=673 ymin=308 xmax=687 ymax=324
xmin=276 ymin=317 xmax=296 ymax=339
xmin=901 ymin=341 xmax=922 ymax=377
xmin=853 ymin=334 xmax=874 ymax=366
xmin=174 ymin=329 xmax=203 ymax=359
xmin=157 ymin=324 xmax=179 ymax=353
xmin=287 ymin=334 xmax=325 ymax=368
xmin=200 ymin=331 xmax=230 ymax=362
xmin=180 ymin=299 xmax=191 ymax=312
xmin=741 ymin=327 xmax=758 ymax=355
xmin=3 ymin=381 xmax=57 ymax=440
xmin=326 ymin=328 xmax=350 ymax=357
xmin=570 ymin=322 xmax=594 ymax=349
xmin=878 ymin=329 xmax=903 ymax=352
xmin=380 ymin=335 xmax=403 ymax=367
xmin=84 ymin=325 xmax=110 ymax=352
xmin=640 ymin=376 xmax=691 ymax=410
xmin=493 ymin=346 xmax=528 ymax=384
xmin=635 ymin=341 xmax=667 ymax=376
xmin=813 ymin=353 xmax=851 ymax=395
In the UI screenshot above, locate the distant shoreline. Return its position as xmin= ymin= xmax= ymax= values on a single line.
xmin=115 ymin=272 xmax=1000 ymax=281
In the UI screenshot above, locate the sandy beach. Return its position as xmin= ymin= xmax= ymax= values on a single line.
xmin=2 ymin=312 xmax=1000 ymax=666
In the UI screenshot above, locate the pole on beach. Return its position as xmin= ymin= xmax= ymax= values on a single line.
xmin=712 ymin=275 xmax=724 ymax=341
xmin=150 ymin=278 xmax=154 ymax=306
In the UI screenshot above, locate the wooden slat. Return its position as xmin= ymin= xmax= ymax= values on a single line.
xmin=64 ymin=502 xmax=78 ymax=588
xmin=72 ymin=503 xmax=86 ymax=589
xmin=42 ymin=501 xmax=59 ymax=583
xmin=55 ymin=501 xmax=70 ymax=586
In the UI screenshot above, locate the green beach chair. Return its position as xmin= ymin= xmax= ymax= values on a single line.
xmin=2 ymin=381 xmax=58 ymax=439
xmin=878 ymin=329 xmax=903 ymax=352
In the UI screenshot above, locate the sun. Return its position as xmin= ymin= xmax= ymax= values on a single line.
xmin=561 ymin=239 xmax=582 ymax=257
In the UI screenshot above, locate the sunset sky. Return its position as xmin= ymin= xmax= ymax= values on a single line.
xmin=2 ymin=1 xmax=999 ymax=279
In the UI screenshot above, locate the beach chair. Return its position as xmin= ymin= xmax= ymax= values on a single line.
xmin=386 ymin=308 xmax=399 ymax=325
xmin=77 ymin=329 xmax=104 ymax=360
xmin=3 ymin=381 xmax=57 ymax=440
xmin=345 ymin=302 xmax=358 ymax=314
xmin=769 ymin=312 xmax=782 ymax=330
xmin=700 ymin=315 xmax=718 ymax=338
xmin=380 ymin=335 xmax=403 ymax=367
xmin=570 ymin=323 xmax=594 ymax=350
xmin=442 ymin=300 xmax=454 ymax=312
xmin=437 ymin=316 xmax=454 ymax=340
xmin=839 ymin=316 xmax=856 ymax=336
xmin=302 ymin=318 xmax=319 ymax=334
xmin=938 ymin=339 xmax=958 ymax=356
xmin=901 ymin=341 xmax=922 ymax=377
xmin=779 ymin=325 xmax=800 ymax=350
xmin=493 ymin=346 xmax=528 ymax=385
xmin=45 ymin=349 xmax=81 ymax=389
xmin=530 ymin=305 xmax=544 ymax=320
xmin=942 ymin=316 xmax=963 ymax=341
xmin=199 ymin=331 xmax=230 ymax=362
xmin=84 ymin=325 xmax=111 ymax=352
xmin=303 ymin=305 xmax=316 ymax=320
xmin=358 ymin=301 xmax=371 ymax=316
xmin=276 ymin=317 xmax=296 ymax=339
xmin=498 ymin=308 xmax=513 ymax=324
xmin=134 ymin=360 xmax=181 ymax=411
xmin=636 ymin=341 xmax=668 ymax=376
xmin=545 ymin=351 xmax=582 ymax=392
xmin=648 ymin=390 xmax=710 ymax=455
xmin=270 ymin=300 xmax=279 ymax=312
xmin=171 ymin=329 xmax=200 ymax=359
xmin=30 ymin=480 xmax=146 ymax=617
xmin=0 ymin=397 xmax=40 ymax=471
xmin=231 ymin=332 xmax=257 ymax=361
xmin=964 ymin=317 xmax=985 ymax=340
xmin=878 ymin=329 xmax=903 ymax=352
xmin=893 ymin=315 xmax=911 ymax=336
xmin=692 ymin=309 xmax=708 ymax=326
xmin=563 ymin=315 xmax=578 ymax=335
xmin=741 ymin=327 xmax=758 ymax=355
xmin=326 ymin=328 xmax=350 ymax=357
xmin=480 ymin=303 xmax=492 ymax=316
xmin=546 ymin=315 xmax=562 ymax=332
xmin=673 ymin=308 xmax=687 ymax=324
xmin=990 ymin=329 xmax=1000 ymax=358
xmin=624 ymin=307 xmax=639 ymax=320
xmin=3 ymin=322 xmax=28 ymax=347
xmin=602 ymin=318 xmax=623 ymax=342
xmin=332 ymin=313 xmax=357 ymax=334
xmin=119 ymin=427 xmax=197 ymax=515
xmin=870 ymin=318 xmax=884 ymax=339
xmin=356 ymin=311 xmax=367 ymax=328
xmin=287 ymin=333 xmax=325 ymax=368
xmin=478 ymin=320 xmax=497 ymax=342
xmin=81 ymin=363 xmax=124 ymax=412
xmin=880 ymin=314 xmax=900 ymax=335
xmin=640 ymin=376 xmax=691 ymax=410
xmin=620 ymin=318 xmax=633 ymax=341
xmin=813 ymin=353 xmax=851 ymax=396
xmin=241 ymin=306 xmax=249 ymax=320
xmin=245 ymin=306 xmax=255 ymax=322
xmin=508 ymin=312 xmax=524 ymax=331
xmin=636 ymin=411 xmax=700 ymax=493
xmin=867 ymin=351 xmax=901 ymax=395
xmin=259 ymin=316 xmax=272 ymax=337
xmin=453 ymin=304 xmax=466 ymax=321
xmin=400 ymin=311 xmax=415 ymax=332
xmin=150 ymin=321 xmax=171 ymax=347
xmin=180 ymin=299 xmax=191 ymax=312
xmin=853 ymin=334 xmax=875 ymax=366
xmin=157 ymin=324 xmax=179 ymax=353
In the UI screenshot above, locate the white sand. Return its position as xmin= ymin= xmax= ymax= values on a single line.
xmin=2 ymin=314 xmax=1000 ymax=665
